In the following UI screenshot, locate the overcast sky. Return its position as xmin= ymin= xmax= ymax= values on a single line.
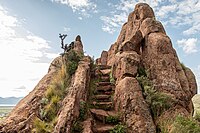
xmin=0 ymin=0 xmax=199 ymax=98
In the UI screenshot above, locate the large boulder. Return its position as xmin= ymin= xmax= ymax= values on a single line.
xmin=142 ymin=32 xmax=197 ymax=128
xmin=107 ymin=43 xmax=119 ymax=66
xmin=113 ymin=51 xmax=140 ymax=81
xmin=100 ymin=51 xmax=108 ymax=65
xmin=114 ymin=77 xmax=156 ymax=133
xmin=140 ymin=18 xmax=166 ymax=37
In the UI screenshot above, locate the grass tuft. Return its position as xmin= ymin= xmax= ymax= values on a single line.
xmin=32 ymin=51 xmax=83 ymax=132
xmin=109 ymin=124 xmax=126 ymax=133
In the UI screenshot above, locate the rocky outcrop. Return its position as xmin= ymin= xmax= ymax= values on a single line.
xmin=0 ymin=3 xmax=197 ymax=133
xmin=0 ymin=57 xmax=63 ymax=132
xmin=114 ymin=77 xmax=156 ymax=132
xmin=53 ymin=56 xmax=91 ymax=132
xmin=106 ymin=2 xmax=197 ymax=132
xmin=113 ymin=51 xmax=140 ymax=81
xmin=74 ymin=35 xmax=84 ymax=54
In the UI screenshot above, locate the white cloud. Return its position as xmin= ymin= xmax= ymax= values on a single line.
xmin=0 ymin=6 xmax=57 ymax=97
xmin=183 ymin=23 xmax=200 ymax=35
xmin=100 ymin=0 xmax=200 ymax=36
xmin=100 ymin=0 xmax=159 ymax=34
xmin=177 ymin=38 xmax=198 ymax=54
xmin=100 ymin=11 xmax=127 ymax=34
xmin=52 ymin=0 xmax=96 ymax=17
xmin=156 ymin=5 xmax=177 ymax=18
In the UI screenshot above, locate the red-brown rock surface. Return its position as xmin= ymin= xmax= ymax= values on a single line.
xmin=106 ymin=2 xmax=197 ymax=132
xmin=0 ymin=3 xmax=197 ymax=133
xmin=114 ymin=77 xmax=156 ymax=132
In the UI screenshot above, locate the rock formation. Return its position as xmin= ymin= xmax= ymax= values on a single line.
xmin=0 ymin=3 xmax=198 ymax=133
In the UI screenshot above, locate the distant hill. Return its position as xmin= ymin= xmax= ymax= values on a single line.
xmin=0 ymin=97 xmax=23 ymax=105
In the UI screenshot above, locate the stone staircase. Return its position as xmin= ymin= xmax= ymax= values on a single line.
xmin=89 ymin=65 xmax=120 ymax=133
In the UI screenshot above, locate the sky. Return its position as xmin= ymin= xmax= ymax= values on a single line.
xmin=0 ymin=0 xmax=199 ymax=98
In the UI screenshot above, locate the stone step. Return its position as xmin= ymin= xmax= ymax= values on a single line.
xmin=92 ymin=101 xmax=113 ymax=110
xmin=93 ymin=124 xmax=114 ymax=133
xmin=100 ymin=69 xmax=111 ymax=75
xmin=90 ymin=109 xmax=118 ymax=123
xmin=96 ymin=86 xmax=113 ymax=92
xmin=93 ymin=95 xmax=111 ymax=102
xmin=97 ymin=65 xmax=112 ymax=70
xmin=96 ymin=82 xmax=113 ymax=86
xmin=100 ymin=76 xmax=110 ymax=82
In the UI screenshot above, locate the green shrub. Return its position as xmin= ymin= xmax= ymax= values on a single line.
xmin=171 ymin=115 xmax=200 ymax=133
xmin=137 ymin=66 xmax=147 ymax=77
xmin=67 ymin=50 xmax=82 ymax=63
xmin=39 ymin=108 xmax=47 ymax=120
xmin=149 ymin=92 xmax=174 ymax=118
xmin=43 ymin=104 xmax=57 ymax=122
xmin=33 ymin=63 xmax=71 ymax=131
xmin=106 ymin=115 xmax=119 ymax=124
xmin=68 ymin=61 xmax=79 ymax=75
xmin=71 ymin=120 xmax=83 ymax=133
xmin=136 ymin=76 xmax=152 ymax=95
xmin=40 ymin=98 xmax=48 ymax=105
xmin=32 ymin=118 xmax=52 ymax=133
xmin=79 ymin=101 xmax=87 ymax=121
xmin=109 ymin=66 xmax=115 ymax=84
xmin=109 ymin=124 xmax=126 ymax=133
xmin=136 ymin=72 xmax=175 ymax=118
xmin=65 ymin=50 xmax=83 ymax=75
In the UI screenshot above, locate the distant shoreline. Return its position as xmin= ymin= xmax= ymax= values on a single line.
xmin=0 ymin=104 xmax=15 ymax=107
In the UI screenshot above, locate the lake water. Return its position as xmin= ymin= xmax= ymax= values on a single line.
xmin=0 ymin=105 xmax=15 ymax=118
xmin=0 ymin=104 xmax=15 ymax=107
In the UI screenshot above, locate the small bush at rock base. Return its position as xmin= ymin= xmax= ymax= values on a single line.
xmin=32 ymin=118 xmax=52 ymax=133
xmin=79 ymin=100 xmax=87 ymax=121
xmin=136 ymin=74 xmax=175 ymax=118
xmin=106 ymin=115 xmax=120 ymax=124
xmin=171 ymin=115 xmax=200 ymax=133
xmin=71 ymin=120 xmax=83 ymax=133
xmin=109 ymin=124 xmax=126 ymax=133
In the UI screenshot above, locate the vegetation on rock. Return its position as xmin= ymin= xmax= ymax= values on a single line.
xmin=71 ymin=120 xmax=83 ymax=133
xmin=109 ymin=124 xmax=126 ymax=133
xmin=106 ymin=115 xmax=120 ymax=124
xmin=160 ymin=115 xmax=200 ymax=133
xmin=32 ymin=50 xmax=82 ymax=132
xmin=109 ymin=66 xmax=115 ymax=84
xmin=136 ymin=67 xmax=175 ymax=119
xmin=66 ymin=50 xmax=83 ymax=75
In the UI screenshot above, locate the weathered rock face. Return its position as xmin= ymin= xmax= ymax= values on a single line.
xmin=54 ymin=56 xmax=91 ymax=132
xmin=0 ymin=55 xmax=91 ymax=133
xmin=114 ymin=77 xmax=156 ymax=132
xmin=100 ymin=51 xmax=108 ymax=65
xmin=113 ymin=51 xmax=140 ymax=81
xmin=106 ymin=2 xmax=197 ymax=132
xmin=0 ymin=57 xmax=63 ymax=132
xmin=0 ymin=3 xmax=197 ymax=133
xmin=74 ymin=35 xmax=83 ymax=54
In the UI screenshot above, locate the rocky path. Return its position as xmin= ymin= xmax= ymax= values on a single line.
xmin=89 ymin=65 xmax=120 ymax=133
